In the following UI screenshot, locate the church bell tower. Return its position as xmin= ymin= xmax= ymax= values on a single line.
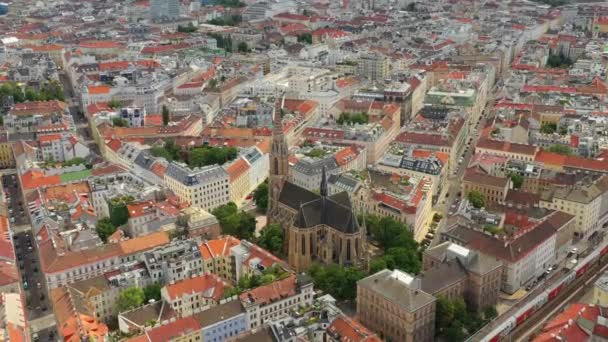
xmin=267 ymin=95 xmax=289 ymax=220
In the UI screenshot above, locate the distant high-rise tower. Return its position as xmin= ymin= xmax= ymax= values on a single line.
xmin=150 ymin=0 xmax=179 ymax=21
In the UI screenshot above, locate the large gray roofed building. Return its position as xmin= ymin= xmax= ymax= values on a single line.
xmin=165 ymin=162 xmax=228 ymax=186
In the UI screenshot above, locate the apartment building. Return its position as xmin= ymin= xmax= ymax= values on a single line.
xmin=423 ymin=242 xmax=503 ymax=311
xmin=225 ymin=157 xmax=251 ymax=206
xmin=161 ymin=273 xmax=226 ymax=317
xmin=0 ymin=131 xmax=14 ymax=168
xmin=291 ymin=157 xmax=340 ymax=191
xmin=164 ymin=162 xmax=229 ymax=211
xmin=118 ymin=107 xmax=146 ymax=127
xmin=357 ymin=53 xmax=389 ymax=81
xmin=240 ymin=274 xmax=314 ymax=330
xmin=51 ymin=286 xmax=109 ymax=341
xmin=333 ymin=169 xmax=434 ymax=241
xmin=377 ymin=148 xmax=449 ymax=200
xmin=476 ymin=139 xmax=537 ymax=162
xmin=357 ymin=269 xmax=436 ymax=342
xmin=0 ymin=293 xmax=28 ymax=340
xmin=125 ymin=197 xmax=184 ymax=238
xmin=142 ymin=239 xmax=203 ymax=284
xmin=462 ymin=168 xmax=512 ymax=205
xmin=5 ymin=100 xmax=72 ymax=134
xmin=38 ymin=133 xmax=90 ymax=162
xmin=67 ymin=261 xmax=152 ymax=323
xmin=40 ymin=231 xmax=170 ymax=289
xmin=181 ymin=207 xmax=221 ymax=239
xmin=540 ymin=180 xmax=603 ymax=237
xmin=199 ymin=236 xmax=241 ymax=283
xmin=442 ymin=221 xmax=557 ymax=294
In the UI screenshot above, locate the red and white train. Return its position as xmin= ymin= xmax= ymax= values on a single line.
xmin=480 ymin=241 xmax=608 ymax=342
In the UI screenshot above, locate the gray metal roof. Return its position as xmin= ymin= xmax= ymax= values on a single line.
xmin=292 ymin=157 xmax=339 ymax=176
xmin=165 ymin=162 xmax=228 ymax=186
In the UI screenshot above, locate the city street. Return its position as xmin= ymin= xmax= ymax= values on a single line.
xmin=59 ymin=72 xmax=96 ymax=149
xmin=429 ymin=88 xmax=496 ymax=246
xmin=4 ymin=174 xmax=57 ymax=338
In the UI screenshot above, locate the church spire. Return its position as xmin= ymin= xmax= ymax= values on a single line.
xmin=320 ymin=165 xmax=328 ymax=197
xmin=268 ymin=95 xmax=290 ymax=221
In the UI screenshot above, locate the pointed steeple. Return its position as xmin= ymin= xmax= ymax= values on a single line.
xmin=320 ymin=165 xmax=328 ymax=197
xmin=360 ymin=214 xmax=369 ymax=272
xmin=268 ymin=95 xmax=290 ymax=222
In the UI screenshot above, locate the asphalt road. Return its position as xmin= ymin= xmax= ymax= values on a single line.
xmin=60 ymin=72 xmax=98 ymax=154
xmin=429 ymin=91 xmax=494 ymax=247
xmin=4 ymin=174 xmax=57 ymax=338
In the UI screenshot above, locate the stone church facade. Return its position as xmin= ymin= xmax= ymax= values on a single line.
xmin=267 ymin=103 xmax=367 ymax=272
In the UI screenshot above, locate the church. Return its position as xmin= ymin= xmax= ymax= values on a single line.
xmin=267 ymin=104 xmax=367 ymax=272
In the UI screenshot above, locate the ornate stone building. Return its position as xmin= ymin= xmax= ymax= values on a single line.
xmin=267 ymin=104 xmax=366 ymax=272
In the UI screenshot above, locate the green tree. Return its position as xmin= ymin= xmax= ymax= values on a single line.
xmin=546 ymin=53 xmax=573 ymax=68
xmin=108 ymin=99 xmax=122 ymax=109
xmin=483 ymin=306 xmax=498 ymax=321
xmin=162 ymin=105 xmax=170 ymax=126
xmin=150 ymin=140 xmax=182 ymax=162
xmin=109 ymin=196 xmax=134 ymax=226
xmin=212 ymin=202 xmax=256 ymax=239
xmin=467 ymin=190 xmax=485 ymax=209
xmin=253 ymin=180 xmax=268 ymax=210
xmin=297 ymin=33 xmax=313 ymax=44
xmin=116 ymin=287 xmax=145 ymax=312
xmin=366 ymin=215 xmax=417 ymax=252
xmin=256 ymin=223 xmax=283 ymax=255
xmin=337 ymin=112 xmax=368 ymax=125
xmin=435 ymin=296 xmax=486 ymax=340
xmin=207 ymin=15 xmax=242 ymax=27
xmin=305 ymin=148 xmax=326 ymax=158
xmin=308 ymin=263 xmax=365 ymax=300
xmin=208 ymin=78 xmax=219 ymax=89
xmin=96 ymin=218 xmax=117 ymax=243
xmin=369 ymin=257 xmax=388 ymax=273
xmin=237 ymin=42 xmax=250 ymax=53
xmin=188 ymin=146 xmax=237 ymax=168
xmin=216 ymin=0 xmax=246 ymax=7
xmin=510 ymin=173 xmax=523 ymax=189
xmin=112 ymin=117 xmax=128 ymax=127
xmin=143 ymin=283 xmax=162 ymax=302
xmin=177 ymin=23 xmax=198 ymax=33
xmin=436 ymin=296 xmax=455 ymax=333
xmin=540 ymin=122 xmax=557 ymax=134
xmin=548 ymin=144 xmax=572 ymax=155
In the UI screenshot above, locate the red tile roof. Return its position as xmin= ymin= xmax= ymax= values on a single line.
xmin=226 ymin=158 xmax=250 ymax=182
xmin=87 ymin=85 xmax=111 ymax=95
xmin=106 ymin=139 xmax=122 ymax=152
xmin=10 ymin=100 xmax=67 ymax=117
xmin=145 ymin=316 xmax=201 ymax=342
xmin=476 ymin=139 xmax=537 ymax=156
xmin=40 ymin=232 xmax=169 ymax=274
xmin=326 ymin=316 xmax=382 ymax=342
xmin=164 ymin=273 xmax=225 ymax=301
xmin=274 ymin=12 xmax=310 ymax=21
xmin=141 ymin=43 xmax=190 ymax=54
xmin=51 ymin=287 xmax=109 ymax=342
xmin=199 ymin=236 xmax=241 ymax=260
xmin=79 ymin=40 xmax=123 ymax=49
xmin=239 ymin=275 xmax=297 ymax=306
xmin=150 ymin=162 xmax=167 ymax=179
xmin=20 ymin=170 xmax=61 ymax=190
xmin=334 ymin=146 xmax=359 ymax=167
xmin=535 ymin=304 xmax=608 ymax=342
xmin=127 ymin=201 xmax=155 ymax=219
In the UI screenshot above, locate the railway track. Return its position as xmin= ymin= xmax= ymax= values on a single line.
xmin=510 ymin=259 xmax=608 ymax=341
